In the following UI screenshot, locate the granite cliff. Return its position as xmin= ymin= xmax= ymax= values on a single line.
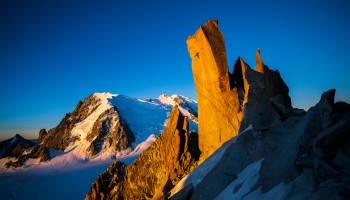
xmin=187 ymin=20 xmax=297 ymax=159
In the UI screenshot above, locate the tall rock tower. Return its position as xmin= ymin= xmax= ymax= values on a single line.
xmin=187 ymin=20 xmax=242 ymax=159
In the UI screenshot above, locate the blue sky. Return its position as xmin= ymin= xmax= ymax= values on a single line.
xmin=1 ymin=0 xmax=349 ymax=140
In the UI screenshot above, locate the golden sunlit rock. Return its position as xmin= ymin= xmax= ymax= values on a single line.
xmin=187 ymin=20 xmax=242 ymax=159
xmin=255 ymin=48 xmax=265 ymax=73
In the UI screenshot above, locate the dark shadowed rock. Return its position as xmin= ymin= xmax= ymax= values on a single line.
xmin=232 ymin=50 xmax=293 ymax=132
xmin=0 ymin=134 xmax=35 ymax=159
xmin=171 ymin=89 xmax=350 ymax=200
xmin=5 ymin=144 xmax=51 ymax=168
xmin=36 ymin=129 xmax=47 ymax=145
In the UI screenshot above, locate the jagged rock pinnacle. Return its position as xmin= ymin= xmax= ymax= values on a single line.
xmin=255 ymin=48 xmax=265 ymax=73
xmin=187 ymin=19 xmax=242 ymax=159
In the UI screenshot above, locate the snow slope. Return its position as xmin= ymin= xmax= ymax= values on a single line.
xmin=51 ymin=92 xmax=198 ymax=163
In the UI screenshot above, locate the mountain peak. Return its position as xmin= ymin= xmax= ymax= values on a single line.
xmin=0 ymin=133 xmax=34 ymax=160
xmin=255 ymin=48 xmax=265 ymax=73
xmin=13 ymin=134 xmax=23 ymax=140
xmin=92 ymin=92 xmax=117 ymax=101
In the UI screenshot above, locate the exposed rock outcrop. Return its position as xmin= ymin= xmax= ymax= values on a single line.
xmin=0 ymin=134 xmax=35 ymax=159
xmin=231 ymin=51 xmax=294 ymax=132
xmin=170 ymin=89 xmax=350 ymax=200
xmin=86 ymin=161 xmax=127 ymax=200
xmin=36 ymin=129 xmax=47 ymax=145
xmin=5 ymin=145 xmax=50 ymax=168
xmin=187 ymin=20 xmax=294 ymax=159
xmin=86 ymin=106 xmax=135 ymax=156
xmin=42 ymin=94 xmax=102 ymax=151
xmin=187 ymin=20 xmax=242 ymax=159
xmin=85 ymin=106 xmax=200 ymax=199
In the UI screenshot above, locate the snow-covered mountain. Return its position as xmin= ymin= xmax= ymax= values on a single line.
xmin=0 ymin=92 xmax=198 ymax=169
xmin=0 ymin=92 xmax=198 ymax=199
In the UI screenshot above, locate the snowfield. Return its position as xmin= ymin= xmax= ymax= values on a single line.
xmin=0 ymin=92 xmax=198 ymax=200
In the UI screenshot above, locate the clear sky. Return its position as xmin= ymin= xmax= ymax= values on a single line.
xmin=1 ymin=0 xmax=349 ymax=140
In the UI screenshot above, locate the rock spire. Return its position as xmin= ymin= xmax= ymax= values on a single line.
xmin=187 ymin=19 xmax=242 ymax=159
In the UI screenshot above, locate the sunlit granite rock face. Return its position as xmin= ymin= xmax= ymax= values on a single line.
xmin=187 ymin=20 xmax=295 ymax=159
xmin=86 ymin=160 xmax=127 ymax=200
xmin=85 ymin=106 xmax=200 ymax=200
xmin=187 ymin=20 xmax=242 ymax=159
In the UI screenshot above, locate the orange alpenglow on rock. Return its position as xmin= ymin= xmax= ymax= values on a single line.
xmin=187 ymin=20 xmax=295 ymax=159
xmin=255 ymin=48 xmax=266 ymax=73
xmin=187 ymin=20 xmax=242 ymax=159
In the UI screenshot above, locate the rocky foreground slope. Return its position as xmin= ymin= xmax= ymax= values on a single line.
xmin=86 ymin=20 xmax=350 ymax=200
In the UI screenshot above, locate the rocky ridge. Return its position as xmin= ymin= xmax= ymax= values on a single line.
xmin=4 ymin=93 xmax=136 ymax=168
xmin=170 ymin=89 xmax=350 ymax=200
xmin=187 ymin=20 xmax=296 ymax=159
xmin=85 ymin=106 xmax=200 ymax=199
xmin=0 ymin=134 xmax=35 ymax=159
xmin=168 ymin=20 xmax=350 ymax=199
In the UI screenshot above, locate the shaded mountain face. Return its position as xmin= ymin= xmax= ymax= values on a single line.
xmin=0 ymin=134 xmax=35 ymax=159
xmin=85 ymin=106 xmax=200 ymax=200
